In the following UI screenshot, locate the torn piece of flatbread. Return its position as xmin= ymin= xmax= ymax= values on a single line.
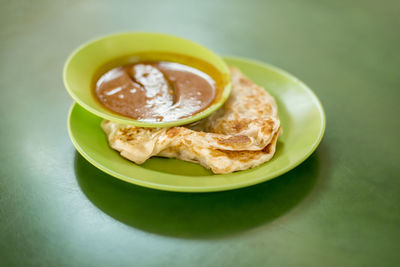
xmin=101 ymin=67 xmax=281 ymax=174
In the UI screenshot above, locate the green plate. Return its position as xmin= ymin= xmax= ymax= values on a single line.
xmin=68 ymin=56 xmax=326 ymax=192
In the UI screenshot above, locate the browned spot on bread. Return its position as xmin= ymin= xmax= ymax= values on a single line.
xmin=217 ymin=135 xmax=251 ymax=147
xmin=261 ymin=119 xmax=275 ymax=135
xmin=265 ymin=104 xmax=272 ymax=113
xmin=166 ymin=127 xmax=180 ymax=138
xmin=210 ymin=149 xmax=225 ymax=157
xmin=248 ymin=96 xmax=261 ymax=105
xmin=233 ymin=121 xmax=246 ymax=131
xmin=263 ymin=143 xmax=272 ymax=154
xmin=239 ymin=77 xmax=252 ymax=86
xmin=261 ymin=125 xmax=272 ymax=135
xmin=217 ymin=149 xmax=263 ymax=162
xmin=119 ymin=128 xmax=137 ymax=141
xmin=226 ymin=120 xmax=248 ymax=132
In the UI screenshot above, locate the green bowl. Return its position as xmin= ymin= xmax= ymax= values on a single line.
xmin=63 ymin=32 xmax=232 ymax=127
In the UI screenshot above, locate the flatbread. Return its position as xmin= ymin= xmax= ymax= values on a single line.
xmin=101 ymin=67 xmax=281 ymax=174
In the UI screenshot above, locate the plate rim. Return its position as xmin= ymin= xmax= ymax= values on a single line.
xmin=68 ymin=56 xmax=326 ymax=193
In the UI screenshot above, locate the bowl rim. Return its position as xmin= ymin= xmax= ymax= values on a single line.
xmin=63 ymin=32 xmax=232 ymax=128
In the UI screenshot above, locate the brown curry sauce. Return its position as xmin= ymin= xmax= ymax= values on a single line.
xmin=94 ymin=53 xmax=221 ymax=122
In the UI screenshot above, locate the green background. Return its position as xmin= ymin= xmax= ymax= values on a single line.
xmin=1 ymin=0 xmax=399 ymax=266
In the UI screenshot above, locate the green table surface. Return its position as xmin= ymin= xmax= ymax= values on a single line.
xmin=1 ymin=0 xmax=399 ymax=266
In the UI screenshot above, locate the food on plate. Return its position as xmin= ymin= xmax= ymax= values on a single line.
xmin=94 ymin=53 xmax=225 ymax=122
xmin=102 ymin=67 xmax=281 ymax=174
